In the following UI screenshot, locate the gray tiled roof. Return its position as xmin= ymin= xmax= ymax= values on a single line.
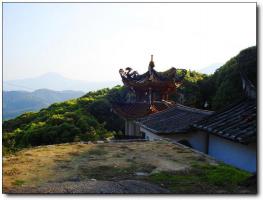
xmin=193 ymin=71 xmax=257 ymax=144
xmin=193 ymin=99 xmax=256 ymax=144
xmin=137 ymin=104 xmax=214 ymax=134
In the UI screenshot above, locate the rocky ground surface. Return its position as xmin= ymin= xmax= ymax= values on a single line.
xmin=3 ymin=141 xmax=255 ymax=194
xmin=8 ymin=180 xmax=170 ymax=194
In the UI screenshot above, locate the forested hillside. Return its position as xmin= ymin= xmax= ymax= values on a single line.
xmin=2 ymin=46 xmax=256 ymax=154
xmin=2 ymin=86 xmax=126 ymax=154
xmin=210 ymin=46 xmax=256 ymax=110
xmin=172 ymin=46 xmax=256 ymax=110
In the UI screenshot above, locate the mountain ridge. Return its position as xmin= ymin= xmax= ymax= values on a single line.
xmin=3 ymin=89 xmax=85 ymax=120
xmin=4 ymin=72 xmax=121 ymax=92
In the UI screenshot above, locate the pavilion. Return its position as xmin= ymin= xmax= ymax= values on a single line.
xmin=112 ymin=55 xmax=187 ymax=136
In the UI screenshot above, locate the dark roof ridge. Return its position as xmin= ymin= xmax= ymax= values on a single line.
xmin=193 ymin=99 xmax=255 ymax=127
xmin=137 ymin=103 xmax=214 ymax=134
xmin=175 ymin=103 xmax=214 ymax=115
xmin=192 ymin=99 xmax=256 ymax=144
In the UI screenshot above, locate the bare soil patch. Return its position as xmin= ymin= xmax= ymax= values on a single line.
xmin=3 ymin=141 xmax=254 ymax=194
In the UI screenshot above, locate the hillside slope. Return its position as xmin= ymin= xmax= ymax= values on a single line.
xmin=172 ymin=46 xmax=257 ymax=110
xmin=3 ymin=46 xmax=257 ymax=154
xmin=3 ymin=89 xmax=84 ymax=120
xmin=209 ymin=46 xmax=257 ymax=110
xmin=2 ymin=86 xmax=125 ymax=154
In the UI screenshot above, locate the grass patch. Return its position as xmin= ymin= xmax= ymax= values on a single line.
xmin=87 ymin=148 xmax=107 ymax=156
xmin=148 ymin=163 xmax=252 ymax=193
xmin=204 ymin=164 xmax=251 ymax=186
xmin=3 ymin=142 xmax=255 ymax=194
xmin=12 ymin=179 xmax=25 ymax=186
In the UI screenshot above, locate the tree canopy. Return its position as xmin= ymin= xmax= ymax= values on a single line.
xmin=3 ymin=46 xmax=256 ymax=154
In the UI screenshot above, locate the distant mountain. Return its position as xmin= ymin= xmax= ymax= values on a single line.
xmin=3 ymin=72 xmax=121 ymax=92
xmin=199 ymin=63 xmax=223 ymax=75
xmin=3 ymin=89 xmax=85 ymax=120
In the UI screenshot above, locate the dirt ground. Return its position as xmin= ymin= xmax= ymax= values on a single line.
xmin=7 ymin=180 xmax=171 ymax=194
xmin=3 ymin=141 xmax=254 ymax=194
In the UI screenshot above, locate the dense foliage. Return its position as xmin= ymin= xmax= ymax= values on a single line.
xmin=3 ymin=46 xmax=256 ymax=154
xmin=171 ymin=46 xmax=257 ymax=110
xmin=210 ymin=46 xmax=257 ymax=110
xmin=170 ymin=70 xmax=209 ymax=108
xmin=3 ymin=86 xmax=127 ymax=154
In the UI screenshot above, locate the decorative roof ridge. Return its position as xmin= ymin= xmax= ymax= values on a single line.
xmin=175 ymin=103 xmax=214 ymax=115
xmin=240 ymin=71 xmax=256 ymax=99
xmin=119 ymin=56 xmax=187 ymax=86
xmin=149 ymin=54 xmax=155 ymax=69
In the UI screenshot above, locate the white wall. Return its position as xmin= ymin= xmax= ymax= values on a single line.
xmin=141 ymin=127 xmax=163 ymax=141
xmin=141 ymin=127 xmax=192 ymax=142
xmin=208 ymin=135 xmax=257 ymax=173
xmin=141 ymin=126 xmax=257 ymax=172
xmin=141 ymin=127 xmax=207 ymax=153
xmin=163 ymin=132 xmax=208 ymax=153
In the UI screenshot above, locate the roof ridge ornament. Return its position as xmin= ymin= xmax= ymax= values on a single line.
xmin=149 ymin=54 xmax=155 ymax=69
xmin=148 ymin=55 xmax=155 ymax=78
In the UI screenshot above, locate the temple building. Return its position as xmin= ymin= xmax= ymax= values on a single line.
xmin=137 ymin=104 xmax=214 ymax=146
xmin=112 ymin=55 xmax=187 ymax=136
xmin=136 ymin=69 xmax=257 ymax=172
xmin=113 ymin=56 xmax=256 ymax=172
xmin=192 ymin=72 xmax=257 ymax=172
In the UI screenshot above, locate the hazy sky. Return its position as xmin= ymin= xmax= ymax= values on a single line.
xmin=3 ymin=3 xmax=256 ymax=81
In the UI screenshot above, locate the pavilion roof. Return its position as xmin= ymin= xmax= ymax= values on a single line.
xmin=119 ymin=56 xmax=187 ymax=92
